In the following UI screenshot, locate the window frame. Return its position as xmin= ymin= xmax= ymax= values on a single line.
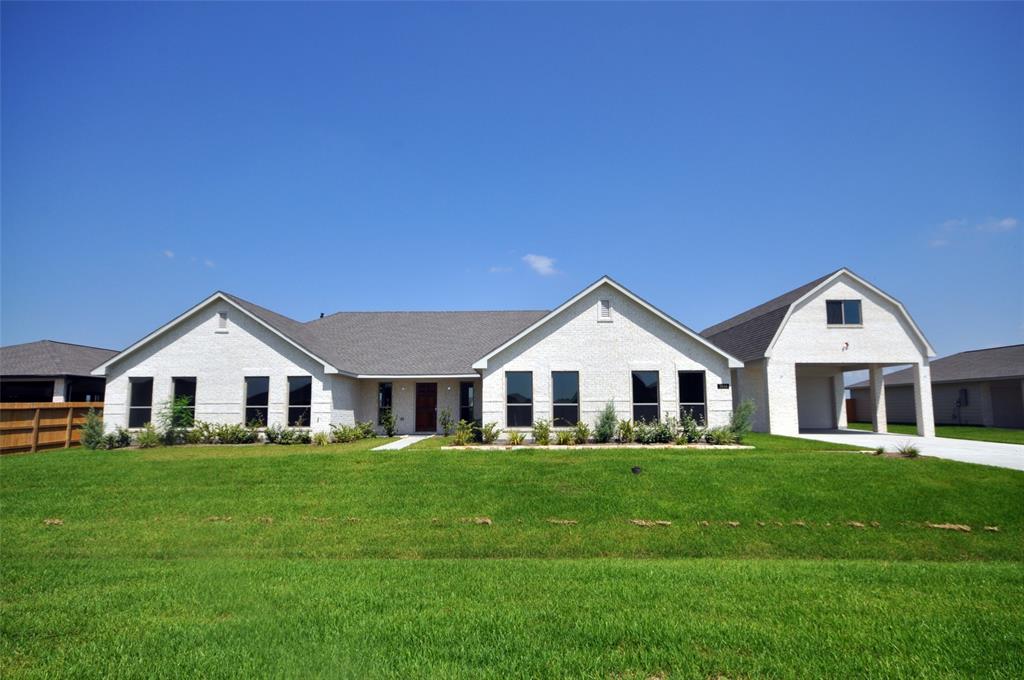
xmin=287 ymin=376 xmax=312 ymax=427
xmin=244 ymin=376 xmax=270 ymax=427
xmin=128 ymin=377 xmax=154 ymax=428
xmin=551 ymin=371 xmax=580 ymax=428
xmin=826 ymin=299 xmax=863 ymax=326
xmin=377 ymin=382 xmax=393 ymax=425
xmin=631 ymin=370 xmax=660 ymax=423
xmin=677 ymin=371 xmax=707 ymax=424
xmin=459 ymin=381 xmax=475 ymax=423
xmin=171 ymin=377 xmax=197 ymax=427
xmin=505 ymin=371 xmax=533 ymax=428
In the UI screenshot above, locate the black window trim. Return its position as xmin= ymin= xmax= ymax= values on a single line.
xmin=377 ymin=382 xmax=393 ymax=425
xmin=826 ymin=299 xmax=863 ymax=326
xmin=287 ymin=375 xmax=313 ymax=428
xmin=244 ymin=376 xmax=270 ymax=427
xmin=505 ymin=371 xmax=533 ymax=428
xmin=631 ymin=370 xmax=660 ymax=423
xmin=128 ymin=377 xmax=154 ymax=428
xmin=171 ymin=376 xmax=197 ymax=427
xmin=459 ymin=381 xmax=475 ymax=423
xmin=678 ymin=370 xmax=707 ymax=424
xmin=551 ymin=370 xmax=580 ymax=428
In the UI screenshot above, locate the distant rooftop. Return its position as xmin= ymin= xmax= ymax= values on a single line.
xmin=849 ymin=344 xmax=1024 ymax=388
xmin=0 ymin=340 xmax=118 ymax=378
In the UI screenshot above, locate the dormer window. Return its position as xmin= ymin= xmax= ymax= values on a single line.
xmin=826 ymin=300 xmax=862 ymax=326
xmin=598 ymin=298 xmax=612 ymax=322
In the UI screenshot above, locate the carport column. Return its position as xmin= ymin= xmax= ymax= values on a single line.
xmin=913 ymin=362 xmax=935 ymax=437
xmin=765 ymin=359 xmax=799 ymax=436
xmin=832 ymin=371 xmax=847 ymax=429
xmin=868 ymin=365 xmax=887 ymax=434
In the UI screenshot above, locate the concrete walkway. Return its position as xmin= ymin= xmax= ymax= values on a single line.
xmin=796 ymin=429 xmax=1024 ymax=471
xmin=371 ymin=434 xmax=433 ymax=451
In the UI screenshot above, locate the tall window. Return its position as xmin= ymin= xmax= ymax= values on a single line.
xmin=678 ymin=371 xmax=706 ymax=424
xmin=506 ymin=371 xmax=533 ymax=427
xmin=631 ymin=371 xmax=659 ymax=422
xmin=552 ymin=371 xmax=579 ymax=427
xmin=128 ymin=377 xmax=153 ymax=428
xmin=826 ymin=300 xmax=862 ymax=325
xmin=377 ymin=382 xmax=393 ymax=424
xmin=459 ymin=381 xmax=475 ymax=423
xmin=172 ymin=377 xmax=197 ymax=427
xmin=244 ymin=376 xmax=269 ymax=426
xmin=288 ymin=376 xmax=312 ymax=427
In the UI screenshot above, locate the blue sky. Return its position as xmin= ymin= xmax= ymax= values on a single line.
xmin=2 ymin=2 xmax=1021 ymax=359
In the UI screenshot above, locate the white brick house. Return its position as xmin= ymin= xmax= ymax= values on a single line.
xmin=91 ymin=270 xmax=935 ymax=439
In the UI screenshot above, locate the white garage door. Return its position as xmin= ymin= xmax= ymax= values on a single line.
xmin=797 ymin=374 xmax=835 ymax=430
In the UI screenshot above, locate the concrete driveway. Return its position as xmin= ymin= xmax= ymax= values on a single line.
xmin=796 ymin=429 xmax=1024 ymax=471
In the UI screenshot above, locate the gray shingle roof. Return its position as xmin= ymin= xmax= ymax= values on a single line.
xmin=221 ymin=292 xmax=548 ymax=375
xmin=849 ymin=344 xmax=1024 ymax=388
xmin=0 ymin=340 xmax=118 ymax=378
xmin=700 ymin=270 xmax=840 ymax=362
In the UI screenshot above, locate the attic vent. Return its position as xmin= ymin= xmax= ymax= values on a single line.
xmin=598 ymin=298 xmax=612 ymax=322
xmin=216 ymin=311 xmax=228 ymax=333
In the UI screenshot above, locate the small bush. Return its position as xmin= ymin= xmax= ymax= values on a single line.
xmin=556 ymin=430 xmax=574 ymax=445
xmin=330 ymin=424 xmax=361 ymax=444
xmin=616 ymin=419 xmax=635 ymax=444
xmin=896 ymin=442 xmax=920 ymax=458
xmin=453 ymin=419 xmax=474 ymax=446
xmin=873 ymin=446 xmax=886 ymax=456
xmin=264 ymin=423 xmax=286 ymax=444
xmin=730 ymin=399 xmax=756 ymax=442
xmin=572 ymin=421 xmax=591 ymax=445
xmin=213 ymin=423 xmax=259 ymax=445
xmin=507 ymin=431 xmax=526 ymax=446
xmin=438 ymin=408 xmax=454 ymax=436
xmin=705 ymin=426 xmax=738 ymax=445
xmin=134 ymin=423 xmax=162 ymax=448
xmin=532 ymin=420 xmax=551 ymax=446
xmin=157 ymin=395 xmax=195 ymax=445
xmin=635 ymin=419 xmax=674 ymax=444
xmin=101 ymin=426 xmax=131 ymax=450
xmin=594 ymin=402 xmax=617 ymax=443
xmin=679 ymin=409 xmax=705 ymax=443
xmin=380 ymin=409 xmax=397 ymax=437
xmin=480 ymin=422 xmax=501 ymax=444
xmin=265 ymin=424 xmax=311 ymax=445
xmin=312 ymin=431 xmax=331 ymax=447
xmin=80 ymin=408 xmax=105 ymax=450
xmin=356 ymin=421 xmax=377 ymax=439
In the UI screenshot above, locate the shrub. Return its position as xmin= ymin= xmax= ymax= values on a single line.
xmin=480 ymin=422 xmax=501 ymax=444
xmin=330 ymin=424 xmax=362 ymax=444
xmin=438 ymin=408 xmax=454 ymax=436
xmin=729 ymin=399 xmax=756 ymax=442
xmin=157 ymin=395 xmax=195 ymax=445
xmin=572 ymin=421 xmax=591 ymax=445
xmin=187 ymin=421 xmax=217 ymax=444
xmin=453 ymin=419 xmax=474 ymax=446
xmin=101 ymin=426 xmax=131 ymax=450
xmin=896 ymin=442 xmax=920 ymax=458
xmin=356 ymin=421 xmax=377 ymax=439
xmin=265 ymin=424 xmax=312 ymax=445
xmin=556 ymin=430 xmax=574 ymax=445
xmin=134 ymin=423 xmax=162 ymax=448
xmin=507 ymin=431 xmax=526 ymax=446
xmin=635 ymin=419 xmax=674 ymax=444
xmin=378 ymin=409 xmax=397 ymax=437
xmin=531 ymin=419 xmax=551 ymax=446
xmin=264 ymin=423 xmax=285 ymax=444
xmin=594 ymin=402 xmax=617 ymax=443
xmin=616 ymin=419 xmax=635 ymax=444
xmin=212 ymin=423 xmax=259 ymax=445
xmin=705 ymin=426 xmax=738 ymax=445
xmin=873 ymin=446 xmax=886 ymax=456
xmin=312 ymin=431 xmax=331 ymax=447
xmin=679 ymin=408 xmax=705 ymax=444
xmin=80 ymin=408 xmax=105 ymax=450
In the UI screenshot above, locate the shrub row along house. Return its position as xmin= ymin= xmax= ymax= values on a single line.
xmin=89 ymin=270 xmax=937 ymax=438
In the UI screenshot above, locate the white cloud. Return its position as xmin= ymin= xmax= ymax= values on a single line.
xmin=204 ymin=259 xmax=215 ymax=268
xmin=977 ymin=217 xmax=1018 ymax=233
xmin=522 ymin=254 xmax=557 ymax=276
xmin=488 ymin=266 xmax=512 ymax=274
xmin=928 ymin=239 xmax=949 ymax=248
xmin=163 ymin=250 xmax=175 ymax=259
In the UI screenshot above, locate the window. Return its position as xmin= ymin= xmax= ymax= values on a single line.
xmin=377 ymin=382 xmax=393 ymax=425
xmin=506 ymin=371 xmax=533 ymax=427
xmin=244 ymin=376 xmax=269 ymax=426
xmin=217 ymin=311 xmax=228 ymax=332
xmin=631 ymin=371 xmax=660 ymax=422
xmin=288 ymin=376 xmax=312 ymax=427
xmin=172 ymin=377 xmax=197 ymax=427
xmin=826 ymin=300 xmax=862 ymax=325
xmin=66 ymin=378 xmax=105 ymax=403
xmin=128 ymin=377 xmax=153 ymax=427
xmin=598 ymin=298 xmax=612 ymax=322
xmin=678 ymin=371 xmax=706 ymax=424
xmin=552 ymin=371 xmax=579 ymax=427
xmin=459 ymin=381 xmax=475 ymax=423
xmin=0 ymin=380 xmax=55 ymax=403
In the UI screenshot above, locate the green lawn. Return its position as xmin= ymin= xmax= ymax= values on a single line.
xmin=848 ymin=421 xmax=1024 ymax=445
xmin=3 ymin=436 xmax=1022 ymax=677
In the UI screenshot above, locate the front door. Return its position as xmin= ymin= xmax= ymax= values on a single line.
xmin=415 ymin=383 xmax=437 ymax=432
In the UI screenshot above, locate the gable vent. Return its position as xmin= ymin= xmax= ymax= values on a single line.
xmin=216 ymin=311 xmax=229 ymax=333
xmin=598 ymin=298 xmax=612 ymax=322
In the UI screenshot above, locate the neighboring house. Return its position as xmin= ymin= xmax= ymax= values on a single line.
xmin=91 ymin=277 xmax=742 ymax=435
xmin=0 ymin=340 xmax=115 ymax=403
xmin=848 ymin=345 xmax=1024 ymax=428
xmin=701 ymin=268 xmax=936 ymax=436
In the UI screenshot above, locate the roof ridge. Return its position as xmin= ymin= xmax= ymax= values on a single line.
xmin=310 ymin=309 xmax=550 ymax=322
xmin=955 ymin=343 xmax=1024 ymax=354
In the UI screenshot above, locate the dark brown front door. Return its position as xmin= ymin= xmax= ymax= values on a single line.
xmin=415 ymin=383 xmax=437 ymax=432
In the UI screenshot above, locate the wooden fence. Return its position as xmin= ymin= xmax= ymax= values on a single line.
xmin=0 ymin=402 xmax=103 ymax=454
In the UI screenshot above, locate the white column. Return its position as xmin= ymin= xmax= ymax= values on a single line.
xmin=766 ymin=359 xmax=799 ymax=436
xmin=833 ymin=371 xmax=848 ymax=429
xmin=52 ymin=378 xmax=66 ymax=402
xmin=869 ymin=364 xmax=887 ymax=433
xmin=913 ymin=361 xmax=935 ymax=437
